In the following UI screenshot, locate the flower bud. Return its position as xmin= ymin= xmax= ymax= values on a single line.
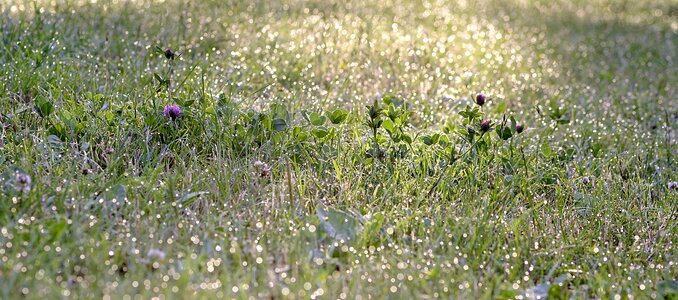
xmin=479 ymin=119 xmax=493 ymax=132
xmin=475 ymin=93 xmax=486 ymax=106
xmin=516 ymin=123 xmax=524 ymax=134
xmin=164 ymin=48 xmax=175 ymax=60
xmin=367 ymin=100 xmax=381 ymax=120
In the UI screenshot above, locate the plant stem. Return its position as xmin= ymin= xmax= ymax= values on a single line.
xmin=427 ymin=132 xmax=485 ymax=197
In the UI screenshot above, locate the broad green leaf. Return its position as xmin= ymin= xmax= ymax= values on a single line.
xmin=421 ymin=134 xmax=440 ymax=146
xmin=35 ymin=96 xmax=54 ymax=118
xmin=421 ymin=135 xmax=432 ymax=146
xmin=271 ymin=103 xmax=289 ymax=120
xmin=438 ymin=134 xmax=449 ymax=146
xmin=443 ymin=120 xmax=455 ymax=134
xmin=496 ymin=125 xmax=513 ymax=140
xmin=48 ymin=124 xmax=66 ymax=141
xmin=541 ymin=143 xmax=552 ymax=156
xmin=309 ymin=112 xmax=326 ymax=126
xmin=317 ymin=206 xmax=362 ymax=243
xmin=382 ymin=119 xmax=395 ymax=134
xmin=328 ymin=109 xmax=348 ymax=124
xmin=312 ymin=126 xmax=330 ymax=139
xmin=360 ymin=212 xmax=384 ymax=247
xmin=48 ymin=220 xmax=68 ymax=243
xmin=272 ymin=118 xmax=287 ymax=131
xmin=431 ymin=133 xmax=440 ymax=145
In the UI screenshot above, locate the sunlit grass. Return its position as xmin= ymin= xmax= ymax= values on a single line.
xmin=0 ymin=0 xmax=676 ymax=298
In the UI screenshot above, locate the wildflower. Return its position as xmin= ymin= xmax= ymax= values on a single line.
xmin=146 ymin=248 xmax=166 ymax=260
xmin=516 ymin=123 xmax=524 ymax=134
xmin=669 ymin=181 xmax=678 ymax=190
xmin=254 ymin=161 xmax=271 ymax=177
xmin=162 ymin=104 xmax=181 ymax=120
xmin=164 ymin=48 xmax=175 ymax=60
xmin=581 ymin=176 xmax=590 ymax=184
xmin=260 ymin=166 xmax=271 ymax=177
xmin=16 ymin=173 xmax=31 ymax=193
xmin=475 ymin=93 xmax=486 ymax=106
xmin=479 ymin=119 xmax=493 ymax=133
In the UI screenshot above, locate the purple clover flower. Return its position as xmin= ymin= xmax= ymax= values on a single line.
xmin=16 ymin=173 xmax=31 ymax=193
xmin=164 ymin=48 xmax=175 ymax=60
xmin=475 ymin=93 xmax=486 ymax=106
xmin=146 ymin=248 xmax=166 ymax=260
xmin=163 ymin=104 xmax=181 ymax=120
xmin=516 ymin=123 xmax=524 ymax=134
xmin=479 ymin=119 xmax=493 ymax=132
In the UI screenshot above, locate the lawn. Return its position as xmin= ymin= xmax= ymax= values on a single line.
xmin=0 ymin=0 xmax=676 ymax=298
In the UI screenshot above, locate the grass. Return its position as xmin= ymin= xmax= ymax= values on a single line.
xmin=0 ymin=0 xmax=676 ymax=298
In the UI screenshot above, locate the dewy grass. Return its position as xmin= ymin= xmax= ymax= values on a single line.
xmin=0 ymin=0 xmax=676 ymax=299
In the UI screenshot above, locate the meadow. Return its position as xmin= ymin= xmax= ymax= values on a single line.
xmin=0 ymin=0 xmax=677 ymax=298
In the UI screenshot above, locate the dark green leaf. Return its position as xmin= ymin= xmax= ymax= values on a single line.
xmin=312 ymin=126 xmax=330 ymax=139
xmin=422 ymin=136 xmax=433 ymax=146
xmin=153 ymin=73 xmax=163 ymax=83
xmin=271 ymin=103 xmax=289 ymax=120
xmin=272 ymin=118 xmax=287 ymax=131
xmin=48 ymin=125 xmax=66 ymax=141
xmin=496 ymin=125 xmax=513 ymax=140
xmin=328 ymin=109 xmax=348 ymax=124
xmin=309 ymin=112 xmax=326 ymax=126
xmin=35 ymin=96 xmax=54 ymax=118
xmin=421 ymin=134 xmax=440 ymax=146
